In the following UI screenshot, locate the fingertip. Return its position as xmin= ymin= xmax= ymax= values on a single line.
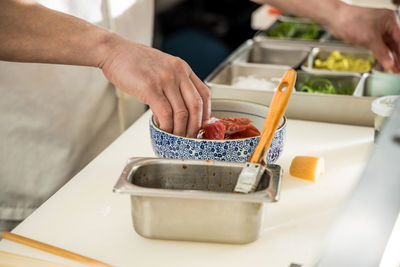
xmin=186 ymin=125 xmax=201 ymax=138
xmin=173 ymin=124 xmax=187 ymax=137
xmin=149 ymin=101 xmax=174 ymax=134
xmin=154 ymin=114 xmax=160 ymax=126
xmin=186 ymin=132 xmax=197 ymax=138
xmin=202 ymin=110 xmax=211 ymax=125
xmin=159 ymin=121 xmax=173 ymax=134
xmin=185 ymin=111 xmax=202 ymax=138
xmin=370 ymin=38 xmax=397 ymax=71
xmin=382 ymin=57 xmax=395 ymax=71
xmin=376 ymin=48 xmax=395 ymax=71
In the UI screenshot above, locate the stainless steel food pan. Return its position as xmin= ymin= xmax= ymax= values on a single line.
xmin=227 ymin=39 xmax=351 ymax=69
xmin=247 ymin=41 xmax=311 ymax=68
xmin=254 ymin=20 xmax=328 ymax=43
xmin=113 ymin=157 xmax=282 ymax=244
xmin=221 ymin=39 xmax=310 ymax=68
xmin=353 ymin=73 xmax=400 ymax=97
xmin=296 ymin=70 xmax=362 ymax=96
xmin=205 ymin=62 xmax=289 ymax=91
xmin=302 ymin=46 xmax=375 ymax=75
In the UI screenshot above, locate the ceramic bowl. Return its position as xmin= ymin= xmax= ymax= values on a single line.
xmin=149 ymin=99 xmax=286 ymax=163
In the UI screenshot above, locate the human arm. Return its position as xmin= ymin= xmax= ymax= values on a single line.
xmin=0 ymin=0 xmax=210 ymax=137
xmin=253 ymin=0 xmax=400 ymax=72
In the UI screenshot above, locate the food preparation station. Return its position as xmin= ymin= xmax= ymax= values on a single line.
xmin=1 ymin=13 xmax=399 ymax=267
xmin=206 ymin=30 xmax=400 ymax=126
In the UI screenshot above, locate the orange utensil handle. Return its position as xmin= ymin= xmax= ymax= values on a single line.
xmin=250 ymin=69 xmax=296 ymax=163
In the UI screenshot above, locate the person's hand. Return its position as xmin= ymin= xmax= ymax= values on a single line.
xmin=99 ymin=35 xmax=211 ymax=138
xmin=328 ymin=4 xmax=400 ymax=72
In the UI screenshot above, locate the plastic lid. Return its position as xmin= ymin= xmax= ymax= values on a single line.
xmin=371 ymin=95 xmax=400 ymax=117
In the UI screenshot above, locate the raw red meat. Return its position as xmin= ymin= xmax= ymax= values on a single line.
xmin=197 ymin=121 xmax=226 ymax=140
xmin=228 ymin=124 xmax=260 ymax=139
xmin=219 ymin=117 xmax=251 ymax=135
xmin=197 ymin=117 xmax=260 ymax=140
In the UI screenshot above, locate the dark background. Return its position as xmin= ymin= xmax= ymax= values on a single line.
xmin=154 ymin=0 xmax=260 ymax=80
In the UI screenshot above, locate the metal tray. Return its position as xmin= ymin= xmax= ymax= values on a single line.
xmin=302 ymin=46 xmax=375 ymax=75
xmin=114 ymin=157 xmax=282 ymax=244
xmin=254 ymin=20 xmax=329 ymax=42
xmin=206 ymin=58 xmax=377 ymax=126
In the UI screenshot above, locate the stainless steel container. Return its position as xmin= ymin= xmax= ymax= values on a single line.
xmin=114 ymin=157 xmax=282 ymax=244
xmin=224 ymin=39 xmax=311 ymax=68
xmin=296 ymin=70 xmax=362 ymax=95
xmin=248 ymin=41 xmax=311 ymax=68
xmin=206 ymin=62 xmax=289 ymax=90
xmin=302 ymin=46 xmax=375 ymax=75
xmin=353 ymin=73 xmax=400 ymax=97
xmin=254 ymin=20 xmax=329 ymax=43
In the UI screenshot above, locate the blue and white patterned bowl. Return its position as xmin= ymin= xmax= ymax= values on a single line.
xmin=149 ymin=99 xmax=286 ymax=163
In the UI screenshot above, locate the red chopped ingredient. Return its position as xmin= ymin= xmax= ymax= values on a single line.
xmin=243 ymin=124 xmax=261 ymax=136
xmin=198 ymin=121 xmax=226 ymax=140
xmin=197 ymin=117 xmax=260 ymax=140
xmin=219 ymin=117 xmax=251 ymax=135
xmin=228 ymin=124 xmax=260 ymax=139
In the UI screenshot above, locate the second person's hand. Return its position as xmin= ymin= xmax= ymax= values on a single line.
xmin=99 ymin=34 xmax=211 ymax=138
xmin=327 ymin=3 xmax=400 ymax=72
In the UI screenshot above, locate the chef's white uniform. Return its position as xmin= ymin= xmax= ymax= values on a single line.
xmin=0 ymin=0 xmax=153 ymax=230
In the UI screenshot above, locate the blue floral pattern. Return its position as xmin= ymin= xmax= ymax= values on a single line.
xmin=150 ymin=120 xmax=286 ymax=164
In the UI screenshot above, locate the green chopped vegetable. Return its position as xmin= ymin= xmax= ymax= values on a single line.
xmin=268 ymin=22 xmax=323 ymax=40
xmin=299 ymin=78 xmax=354 ymax=95
xmin=314 ymin=50 xmax=373 ymax=72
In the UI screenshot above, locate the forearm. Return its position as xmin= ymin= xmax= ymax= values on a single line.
xmin=254 ymin=0 xmax=345 ymax=28
xmin=0 ymin=0 xmax=114 ymax=67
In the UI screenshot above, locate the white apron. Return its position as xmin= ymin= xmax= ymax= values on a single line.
xmin=0 ymin=0 xmax=154 ymax=221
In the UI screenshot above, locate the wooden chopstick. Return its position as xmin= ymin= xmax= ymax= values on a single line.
xmin=0 ymin=251 xmax=70 ymax=267
xmin=1 ymin=232 xmax=112 ymax=267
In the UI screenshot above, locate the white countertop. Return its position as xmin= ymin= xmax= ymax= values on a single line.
xmin=0 ymin=110 xmax=374 ymax=267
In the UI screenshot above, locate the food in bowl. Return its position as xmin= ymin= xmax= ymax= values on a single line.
xmin=149 ymin=99 xmax=286 ymax=163
xmin=197 ymin=117 xmax=260 ymax=140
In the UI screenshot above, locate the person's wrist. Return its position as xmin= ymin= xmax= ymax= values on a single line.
xmin=319 ymin=0 xmax=348 ymax=29
xmin=95 ymin=30 xmax=122 ymax=69
xmin=322 ymin=0 xmax=352 ymax=42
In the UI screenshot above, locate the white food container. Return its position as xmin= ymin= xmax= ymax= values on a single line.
xmin=371 ymin=95 xmax=399 ymax=141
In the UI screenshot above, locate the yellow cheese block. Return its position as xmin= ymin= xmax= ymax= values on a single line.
xmin=289 ymin=156 xmax=324 ymax=182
